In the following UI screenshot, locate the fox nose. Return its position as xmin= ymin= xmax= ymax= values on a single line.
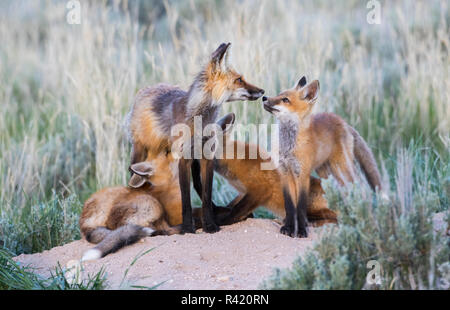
xmin=262 ymin=96 xmax=267 ymax=102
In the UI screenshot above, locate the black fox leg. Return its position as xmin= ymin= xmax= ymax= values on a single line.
xmin=296 ymin=190 xmax=309 ymax=238
xmin=192 ymin=159 xmax=220 ymax=209
xmin=200 ymin=158 xmax=219 ymax=233
xmin=280 ymin=187 xmax=297 ymax=237
xmin=179 ymin=157 xmax=195 ymax=234
xmin=219 ymin=194 xmax=256 ymax=225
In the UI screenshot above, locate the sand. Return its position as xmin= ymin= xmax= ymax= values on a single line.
xmin=13 ymin=218 xmax=325 ymax=289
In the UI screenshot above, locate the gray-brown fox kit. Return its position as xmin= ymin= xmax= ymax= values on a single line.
xmin=127 ymin=43 xmax=264 ymax=234
xmin=263 ymin=76 xmax=382 ymax=238
xmin=79 ymin=174 xmax=180 ymax=261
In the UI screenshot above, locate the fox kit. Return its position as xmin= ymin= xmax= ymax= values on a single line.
xmin=129 ymin=152 xmax=183 ymax=226
xmin=127 ymin=43 xmax=264 ymax=234
xmin=128 ymin=140 xmax=233 ymax=230
xmin=79 ymin=174 xmax=180 ymax=261
xmin=263 ymin=76 xmax=382 ymax=238
xmin=211 ymin=113 xmax=337 ymax=226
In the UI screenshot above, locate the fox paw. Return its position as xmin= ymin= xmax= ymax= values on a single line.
xmin=297 ymin=227 xmax=308 ymax=238
xmin=180 ymin=224 xmax=195 ymax=234
xmin=203 ymin=222 xmax=220 ymax=233
xmin=280 ymin=225 xmax=295 ymax=237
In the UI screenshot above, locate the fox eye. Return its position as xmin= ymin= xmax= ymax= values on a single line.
xmin=235 ymin=77 xmax=243 ymax=83
xmin=282 ymin=97 xmax=290 ymax=103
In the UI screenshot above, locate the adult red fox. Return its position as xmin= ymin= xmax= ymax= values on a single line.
xmin=262 ymin=76 xmax=382 ymax=238
xmin=79 ymin=177 xmax=180 ymax=261
xmin=127 ymin=43 xmax=264 ymax=234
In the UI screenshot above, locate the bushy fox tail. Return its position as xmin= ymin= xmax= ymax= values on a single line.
xmin=349 ymin=126 xmax=382 ymax=191
xmin=81 ymin=225 xmax=155 ymax=261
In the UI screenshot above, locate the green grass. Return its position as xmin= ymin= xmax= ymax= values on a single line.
xmin=0 ymin=193 xmax=83 ymax=255
xmin=0 ymin=248 xmax=107 ymax=290
xmin=263 ymin=150 xmax=449 ymax=290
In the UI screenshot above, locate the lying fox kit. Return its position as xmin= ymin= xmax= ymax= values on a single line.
xmin=263 ymin=76 xmax=382 ymax=238
xmin=79 ymin=174 xmax=180 ymax=261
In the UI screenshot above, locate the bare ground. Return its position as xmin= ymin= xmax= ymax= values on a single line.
xmin=13 ymin=218 xmax=326 ymax=289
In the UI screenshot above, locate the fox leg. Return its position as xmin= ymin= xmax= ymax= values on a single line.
xmin=296 ymin=189 xmax=309 ymax=238
xmin=316 ymin=162 xmax=331 ymax=179
xmin=330 ymin=150 xmax=356 ymax=186
xmin=307 ymin=177 xmax=337 ymax=224
xmin=179 ymin=157 xmax=195 ymax=234
xmin=199 ymin=158 xmax=220 ymax=233
xmin=218 ymin=193 xmax=257 ymax=225
xmin=308 ymin=208 xmax=338 ymax=225
xmin=192 ymin=205 xmax=233 ymax=229
xmin=192 ymin=159 xmax=221 ymax=209
xmin=294 ymin=171 xmax=311 ymax=238
xmin=280 ymin=186 xmax=298 ymax=237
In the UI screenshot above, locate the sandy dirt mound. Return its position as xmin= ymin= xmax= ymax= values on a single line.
xmin=14 ymin=218 xmax=324 ymax=289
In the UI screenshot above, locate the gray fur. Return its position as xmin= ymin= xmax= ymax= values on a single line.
xmin=278 ymin=116 xmax=301 ymax=176
xmin=149 ymin=71 xmax=222 ymax=138
xmin=91 ymin=224 xmax=152 ymax=258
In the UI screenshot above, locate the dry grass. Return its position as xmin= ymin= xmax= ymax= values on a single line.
xmin=0 ymin=1 xmax=448 ymax=286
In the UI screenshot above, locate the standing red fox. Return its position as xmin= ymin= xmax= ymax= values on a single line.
xmin=263 ymin=76 xmax=382 ymax=238
xmin=127 ymin=43 xmax=264 ymax=234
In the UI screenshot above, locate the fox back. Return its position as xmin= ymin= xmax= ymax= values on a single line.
xmin=127 ymin=43 xmax=264 ymax=164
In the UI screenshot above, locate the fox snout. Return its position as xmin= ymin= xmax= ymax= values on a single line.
xmin=249 ymin=86 xmax=265 ymax=100
xmin=243 ymin=83 xmax=265 ymax=101
xmin=262 ymin=96 xmax=279 ymax=114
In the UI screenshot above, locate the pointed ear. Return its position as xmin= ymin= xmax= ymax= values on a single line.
xmin=129 ymin=161 xmax=153 ymax=176
xmin=128 ymin=174 xmax=147 ymax=188
xmin=295 ymin=76 xmax=307 ymax=89
xmin=216 ymin=112 xmax=235 ymax=133
xmin=302 ymin=80 xmax=320 ymax=103
xmin=210 ymin=42 xmax=231 ymax=72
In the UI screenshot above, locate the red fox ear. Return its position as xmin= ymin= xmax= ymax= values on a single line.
xmin=302 ymin=80 xmax=320 ymax=103
xmin=216 ymin=112 xmax=235 ymax=133
xmin=128 ymin=174 xmax=147 ymax=188
xmin=295 ymin=76 xmax=307 ymax=89
xmin=129 ymin=161 xmax=153 ymax=176
xmin=211 ymin=42 xmax=231 ymax=71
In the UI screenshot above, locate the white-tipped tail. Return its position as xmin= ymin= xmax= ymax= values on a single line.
xmin=141 ymin=227 xmax=155 ymax=236
xmin=81 ymin=248 xmax=102 ymax=261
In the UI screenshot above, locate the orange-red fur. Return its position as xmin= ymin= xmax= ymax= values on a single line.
xmin=141 ymin=139 xmax=336 ymax=227
xmin=79 ymin=185 xmax=178 ymax=239
xmin=263 ymin=77 xmax=381 ymax=237
xmin=215 ymin=140 xmax=337 ymax=225
xmin=127 ymin=44 xmax=264 ymax=165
